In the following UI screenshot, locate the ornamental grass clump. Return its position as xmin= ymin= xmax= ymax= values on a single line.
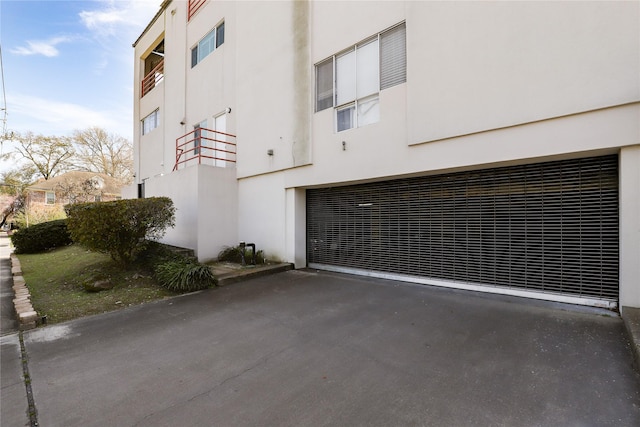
xmin=154 ymin=259 xmax=217 ymax=292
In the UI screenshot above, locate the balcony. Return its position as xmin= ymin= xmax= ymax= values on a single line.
xmin=174 ymin=128 xmax=237 ymax=171
xmin=188 ymin=0 xmax=207 ymax=21
xmin=141 ymin=58 xmax=164 ymax=98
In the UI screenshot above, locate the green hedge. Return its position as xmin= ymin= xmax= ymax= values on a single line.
xmin=65 ymin=197 xmax=175 ymax=266
xmin=10 ymin=219 xmax=72 ymax=254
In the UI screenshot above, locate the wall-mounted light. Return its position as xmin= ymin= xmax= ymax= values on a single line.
xmin=267 ymin=149 xmax=274 ymax=156
xmin=342 ymin=141 xmax=346 ymax=151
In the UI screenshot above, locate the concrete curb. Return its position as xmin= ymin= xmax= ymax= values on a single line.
xmin=622 ymin=306 xmax=640 ymax=372
xmin=216 ymin=263 xmax=294 ymax=287
xmin=9 ymin=253 xmax=37 ymax=331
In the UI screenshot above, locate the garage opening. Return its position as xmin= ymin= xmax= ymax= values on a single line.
xmin=307 ymin=155 xmax=618 ymax=308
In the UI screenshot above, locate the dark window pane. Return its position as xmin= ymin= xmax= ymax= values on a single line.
xmin=316 ymin=58 xmax=334 ymax=111
xmin=216 ymin=22 xmax=225 ymax=47
xmin=191 ymin=46 xmax=198 ymax=67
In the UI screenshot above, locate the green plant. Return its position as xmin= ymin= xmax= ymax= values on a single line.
xmin=218 ymin=245 xmax=265 ymax=264
xmin=17 ymin=245 xmax=174 ymax=324
xmin=65 ymin=197 xmax=176 ymax=266
xmin=15 ymin=203 xmax=66 ymax=228
xmin=137 ymin=241 xmax=194 ymax=269
xmin=10 ymin=219 xmax=72 ymax=253
xmin=154 ymin=259 xmax=216 ymax=292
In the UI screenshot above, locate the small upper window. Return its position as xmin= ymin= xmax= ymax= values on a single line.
xmin=142 ymin=110 xmax=159 ymax=135
xmin=45 ymin=191 xmax=55 ymax=205
xmin=191 ymin=22 xmax=225 ymax=68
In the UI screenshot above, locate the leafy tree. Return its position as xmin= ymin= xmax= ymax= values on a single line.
xmin=0 ymin=168 xmax=37 ymax=195
xmin=71 ymin=127 xmax=133 ymax=184
xmin=0 ymin=132 xmax=74 ymax=180
xmin=65 ymin=197 xmax=176 ymax=266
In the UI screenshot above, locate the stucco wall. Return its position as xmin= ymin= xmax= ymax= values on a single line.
xmin=134 ymin=11 xmax=167 ymax=182
xmin=620 ymin=145 xmax=640 ymax=309
xmin=235 ymin=0 xmax=311 ymax=178
xmin=196 ymin=165 xmax=238 ymax=262
xmin=405 ymin=1 xmax=639 ymax=144
xmin=238 ymin=172 xmax=287 ymax=262
xmin=143 ymin=165 xmax=238 ymax=261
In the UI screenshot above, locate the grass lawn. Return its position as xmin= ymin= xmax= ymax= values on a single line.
xmin=17 ymin=244 xmax=176 ymax=324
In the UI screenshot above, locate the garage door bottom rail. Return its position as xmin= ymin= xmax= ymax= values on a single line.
xmin=309 ymin=263 xmax=618 ymax=311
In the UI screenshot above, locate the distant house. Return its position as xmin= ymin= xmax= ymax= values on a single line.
xmin=26 ymin=171 xmax=122 ymax=208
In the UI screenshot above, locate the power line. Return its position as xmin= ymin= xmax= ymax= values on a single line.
xmin=0 ymin=43 xmax=8 ymax=141
xmin=0 ymin=1 xmax=8 ymax=146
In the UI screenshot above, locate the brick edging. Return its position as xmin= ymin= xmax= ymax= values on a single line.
xmin=10 ymin=254 xmax=38 ymax=330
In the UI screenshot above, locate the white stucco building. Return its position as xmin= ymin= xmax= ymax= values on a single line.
xmin=129 ymin=0 xmax=640 ymax=311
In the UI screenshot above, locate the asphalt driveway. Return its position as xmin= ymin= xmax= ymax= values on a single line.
xmin=19 ymin=270 xmax=640 ymax=426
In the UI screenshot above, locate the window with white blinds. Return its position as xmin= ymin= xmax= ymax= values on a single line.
xmin=315 ymin=59 xmax=334 ymax=112
xmin=315 ymin=22 xmax=406 ymax=116
xmin=380 ymin=23 xmax=407 ymax=90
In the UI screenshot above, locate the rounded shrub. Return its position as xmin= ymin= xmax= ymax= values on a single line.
xmin=154 ymin=259 xmax=216 ymax=292
xmin=65 ymin=197 xmax=175 ymax=266
xmin=10 ymin=219 xmax=72 ymax=254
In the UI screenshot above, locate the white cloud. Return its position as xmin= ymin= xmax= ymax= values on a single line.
xmin=6 ymin=93 xmax=132 ymax=140
xmin=78 ymin=1 xmax=160 ymax=75
xmin=79 ymin=0 xmax=160 ymax=38
xmin=10 ymin=36 xmax=73 ymax=57
xmin=79 ymin=8 xmax=126 ymax=36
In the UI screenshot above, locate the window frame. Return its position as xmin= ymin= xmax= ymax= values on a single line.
xmin=45 ymin=191 xmax=55 ymax=205
xmin=314 ymin=22 xmax=406 ymax=132
xmin=142 ymin=109 xmax=159 ymax=135
xmin=191 ymin=21 xmax=225 ymax=68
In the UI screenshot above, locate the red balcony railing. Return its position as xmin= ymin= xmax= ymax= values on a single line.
xmin=141 ymin=59 xmax=164 ymax=98
xmin=174 ymin=128 xmax=237 ymax=171
xmin=188 ymin=0 xmax=207 ymax=21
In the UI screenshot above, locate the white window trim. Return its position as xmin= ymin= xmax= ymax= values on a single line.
xmin=333 ymin=36 xmax=380 ymax=132
xmin=142 ymin=109 xmax=159 ymax=135
xmin=45 ymin=191 xmax=55 ymax=205
xmin=314 ymin=21 xmax=406 ymax=133
xmin=191 ymin=21 xmax=225 ymax=68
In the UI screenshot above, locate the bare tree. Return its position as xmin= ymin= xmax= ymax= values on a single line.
xmin=54 ymin=176 xmax=104 ymax=204
xmin=71 ymin=127 xmax=134 ymax=185
xmin=0 ymin=193 xmax=25 ymax=229
xmin=1 ymin=132 xmax=74 ymax=180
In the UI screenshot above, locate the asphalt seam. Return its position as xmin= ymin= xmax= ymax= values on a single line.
xmin=19 ymin=331 xmax=38 ymax=427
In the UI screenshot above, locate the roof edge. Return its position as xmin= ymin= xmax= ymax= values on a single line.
xmin=132 ymin=0 xmax=172 ymax=48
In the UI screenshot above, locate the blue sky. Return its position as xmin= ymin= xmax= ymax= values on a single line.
xmin=0 ymin=0 xmax=160 ymax=174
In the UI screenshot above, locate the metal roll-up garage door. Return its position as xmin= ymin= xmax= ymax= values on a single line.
xmin=307 ymin=155 xmax=619 ymax=307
